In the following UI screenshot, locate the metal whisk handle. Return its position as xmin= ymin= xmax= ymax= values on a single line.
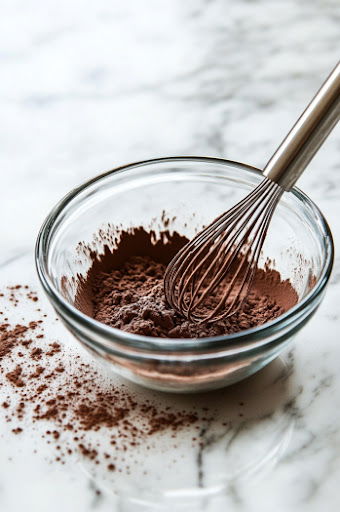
xmin=263 ymin=61 xmax=340 ymax=190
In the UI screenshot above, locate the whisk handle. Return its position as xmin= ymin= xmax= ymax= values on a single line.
xmin=263 ymin=61 xmax=340 ymax=190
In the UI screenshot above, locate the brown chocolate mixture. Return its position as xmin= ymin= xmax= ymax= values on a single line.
xmin=75 ymin=228 xmax=298 ymax=338
xmin=0 ymin=286 xmax=207 ymax=472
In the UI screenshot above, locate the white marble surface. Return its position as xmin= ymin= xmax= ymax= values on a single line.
xmin=0 ymin=1 xmax=340 ymax=511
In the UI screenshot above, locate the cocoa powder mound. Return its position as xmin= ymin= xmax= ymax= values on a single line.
xmin=76 ymin=228 xmax=298 ymax=338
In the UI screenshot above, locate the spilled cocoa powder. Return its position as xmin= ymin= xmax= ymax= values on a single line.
xmin=0 ymin=285 xmax=206 ymax=471
xmin=75 ymin=227 xmax=298 ymax=338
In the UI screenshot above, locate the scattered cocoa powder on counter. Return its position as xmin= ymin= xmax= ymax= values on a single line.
xmin=0 ymin=322 xmax=37 ymax=359
xmin=6 ymin=365 xmax=26 ymax=387
xmin=12 ymin=427 xmax=23 ymax=434
xmin=75 ymin=228 xmax=298 ymax=338
xmin=0 ymin=285 xmax=206 ymax=471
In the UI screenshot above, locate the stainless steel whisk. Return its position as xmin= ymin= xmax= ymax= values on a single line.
xmin=164 ymin=61 xmax=340 ymax=323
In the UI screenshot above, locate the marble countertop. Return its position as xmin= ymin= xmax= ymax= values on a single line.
xmin=1 ymin=1 xmax=339 ymax=511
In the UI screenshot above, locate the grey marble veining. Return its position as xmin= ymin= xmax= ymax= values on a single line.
xmin=0 ymin=1 xmax=340 ymax=511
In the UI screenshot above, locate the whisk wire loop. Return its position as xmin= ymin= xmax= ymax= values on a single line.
xmin=164 ymin=178 xmax=283 ymax=323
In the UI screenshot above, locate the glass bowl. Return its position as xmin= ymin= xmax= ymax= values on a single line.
xmin=35 ymin=157 xmax=334 ymax=393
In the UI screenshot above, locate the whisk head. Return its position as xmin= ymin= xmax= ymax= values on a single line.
xmin=164 ymin=177 xmax=283 ymax=323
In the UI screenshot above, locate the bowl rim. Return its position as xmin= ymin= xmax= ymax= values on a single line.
xmin=35 ymin=156 xmax=334 ymax=353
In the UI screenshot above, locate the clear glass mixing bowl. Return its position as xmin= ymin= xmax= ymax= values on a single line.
xmin=35 ymin=157 xmax=334 ymax=392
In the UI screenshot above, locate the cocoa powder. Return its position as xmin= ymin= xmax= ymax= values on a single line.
xmin=75 ymin=228 xmax=298 ymax=338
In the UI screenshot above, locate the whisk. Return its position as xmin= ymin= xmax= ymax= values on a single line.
xmin=164 ymin=61 xmax=340 ymax=323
